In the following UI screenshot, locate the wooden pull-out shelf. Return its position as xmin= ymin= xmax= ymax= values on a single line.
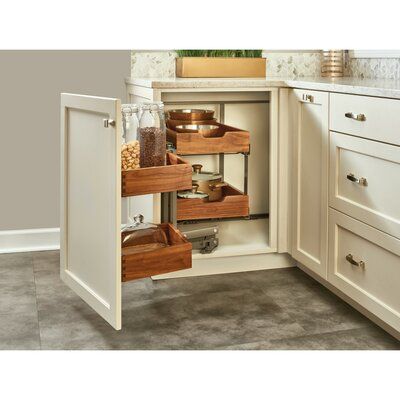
xmin=122 ymin=153 xmax=192 ymax=197
xmin=177 ymin=184 xmax=249 ymax=221
xmin=122 ymin=223 xmax=192 ymax=282
xmin=167 ymin=123 xmax=250 ymax=155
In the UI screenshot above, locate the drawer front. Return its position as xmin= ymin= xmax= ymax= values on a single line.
xmin=329 ymin=131 xmax=400 ymax=239
xmin=328 ymin=209 xmax=400 ymax=331
xmin=330 ymin=93 xmax=400 ymax=145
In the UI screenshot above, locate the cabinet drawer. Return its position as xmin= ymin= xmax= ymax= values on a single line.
xmin=329 ymin=131 xmax=400 ymax=239
xmin=330 ymin=93 xmax=400 ymax=145
xmin=328 ymin=209 xmax=400 ymax=331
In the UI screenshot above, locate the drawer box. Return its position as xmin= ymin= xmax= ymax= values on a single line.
xmin=330 ymin=93 xmax=400 ymax=145
xmin=122 ymin=223 xmax=192 ymax=281
xmin=122 ymin=153 xmax=192 ymax=197
xmin=166 ymin=123 xmax=250 ymax=155
xmin=177 ymin=184 xmax=249 ymax=221
xmin=329 ymin=131 xmax=400 ymax=239
xmin=328 ymin=209 xmax=400 ymax=331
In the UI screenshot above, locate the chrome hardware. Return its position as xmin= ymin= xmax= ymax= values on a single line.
xmin=344 ymin=112 xmax=366 ymax=121
xmin=103 ymin=119 xmax=116 ymax=128
xmin=347 ymin=173 xmax=368 ymax=186
xmin=346 ymin=254 xmax=365 ymax=268
xmin=302 ymin=94 xmax=314 ymax=103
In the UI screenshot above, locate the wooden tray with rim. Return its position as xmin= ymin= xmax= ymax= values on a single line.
xmin=121 ymin=223 xmax=192 ymax=281
xmin=122 ymin=152 xmax=192 ymax=197
xmin=177 ymin=184 xmax=249 ymax=221
xmin=167 ymin=122 xmax=250 ymax=155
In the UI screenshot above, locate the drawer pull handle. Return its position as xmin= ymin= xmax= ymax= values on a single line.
xmin=345 ymin=112 xmax=366 ymax=121
xmin=302 ymin=94 xmax=314 ymax=103
xmin=347 ymin=173 xmax=368 ymax=186
xmin=346 ymin=254 xmax=365 ymax=268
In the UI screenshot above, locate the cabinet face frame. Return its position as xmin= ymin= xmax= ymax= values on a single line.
xmin=60 ymin=93 xmax=122 ymax=330
xmin=290 ymin=89 xmax=329 ymax=279
xmin=126 ymin=86 xmax=281 ymax=254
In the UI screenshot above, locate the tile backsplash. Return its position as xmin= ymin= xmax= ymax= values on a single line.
xmin=131 ymin=50 xmax=400 ymax=80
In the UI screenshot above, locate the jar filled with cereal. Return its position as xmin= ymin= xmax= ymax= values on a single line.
xmin=121 ymin=104 xmax=140 ymax=171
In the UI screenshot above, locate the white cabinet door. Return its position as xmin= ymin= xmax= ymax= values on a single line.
xmin=290 ymin=89 xmax=329 ymax=279
xmin=60 ymin=93 xmax=122 ymax=330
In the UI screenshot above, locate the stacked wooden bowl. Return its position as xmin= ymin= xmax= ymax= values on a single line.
xmin=166 ymin=109 xmax=217 ymax=130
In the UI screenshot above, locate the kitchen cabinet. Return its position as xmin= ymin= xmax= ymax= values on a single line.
xmin=290 ymin=89 xmax=329 ymax=279
xmin=60 ymin=83 xmax=400 ymax=339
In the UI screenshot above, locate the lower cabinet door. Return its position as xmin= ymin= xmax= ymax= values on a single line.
xmin=328 ymin=209 xmax=400 ymax=332
xmin=60 ymin=93 xmax=122 ymax=330
xmin=290 ymin=89 xmax=329 ymax=278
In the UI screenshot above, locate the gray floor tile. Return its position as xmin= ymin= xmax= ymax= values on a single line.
xmin=262 ymin=279 xmax=372 ymax=335
xmin=0 ymin=312 xmax=40 ymax=350
xmin=1 ymin=251 xmax=399 ymax=350
xmin=221 ymin=326 xmax=400 ymax=350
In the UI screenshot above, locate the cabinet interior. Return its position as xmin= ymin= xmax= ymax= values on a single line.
xmin=160 ymin=91 xmax=274 ymax=258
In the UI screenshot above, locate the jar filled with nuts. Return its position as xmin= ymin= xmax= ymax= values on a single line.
xmin=121 ymin=104 xmax=140 ymax=171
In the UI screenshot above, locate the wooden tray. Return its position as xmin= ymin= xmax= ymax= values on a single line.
xmin=177 ymin=184 xmax=249 ymax=221
xmin=122 ymin=223 xmax=192 ymax=281
xmin=122 ymin=153 xmax=192 ymax=197
xmin=167 ymin=122 xmax=250 ymax=155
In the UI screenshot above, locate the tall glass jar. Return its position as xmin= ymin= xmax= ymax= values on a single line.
xmin=121 ymin=104 xmax=140 ymax=171
xmin=121 ymin=104 xmax=139 ymax=143
xmin=138 ymin=103 xmax=166 ymax=167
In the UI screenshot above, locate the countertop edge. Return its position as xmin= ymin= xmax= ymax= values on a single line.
xmin=125 ymin=77 xmax=400 ymax=99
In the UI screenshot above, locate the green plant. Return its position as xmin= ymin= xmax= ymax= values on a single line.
xmin=176 ymin=50 xmax=262 ymax=58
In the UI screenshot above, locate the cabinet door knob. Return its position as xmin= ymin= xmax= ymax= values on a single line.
xmin=345 ymin=112 xmax=366 ymax=121
xmin=346 ymin=254 xmax=365 ymax=268
xmin=103 ymin=119 xmax=116 ymax=128
xmin=302 ymin=94 xmax=314 ymax=103
xmin=347 ymin=173 xmax=368 ymax=186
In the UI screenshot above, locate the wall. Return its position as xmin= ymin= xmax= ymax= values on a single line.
xmin=131 ymin=50 xmax=322 ymax=78
xmin=131 ymin=50 xmax=400 ymax=80
xmin=0 ymin=50 xmax=131 ymax=232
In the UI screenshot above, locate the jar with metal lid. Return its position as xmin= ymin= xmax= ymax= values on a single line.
xmin=138 ymin=103 xmax=166 ymax=167
xmin=121 ymin=104 xmax=140 ymax=171
xmin=121 ymin=214 xmax=169 ymax=254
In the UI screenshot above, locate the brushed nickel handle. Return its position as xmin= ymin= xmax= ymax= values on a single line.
xmin=347 ymin=173 xmax=368 ymax=186
xmin=103 ymin=119 xmax=116 ymax=128
xmin=346 ymin=254 xmax=365 ymax=268
xmin=302 ymin=94 xmax=314 ymax=103
xmin=345 ymin=112 xmax=366 ymax=121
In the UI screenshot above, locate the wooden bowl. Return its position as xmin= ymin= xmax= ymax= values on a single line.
xmin=167 ymin=118 xmax=217 ymax=129
xmin=175 ymin=124 xmax=220 ymax=135
xmin=168 ymin=109 xmax=215 ymax=121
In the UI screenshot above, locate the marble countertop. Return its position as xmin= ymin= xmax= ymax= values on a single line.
xmin=126 ymin=76 xmax=400 ymax=99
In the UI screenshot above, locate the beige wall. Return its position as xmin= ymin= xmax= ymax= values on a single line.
xmin=0 ymin=50 xmax=131 ymax=230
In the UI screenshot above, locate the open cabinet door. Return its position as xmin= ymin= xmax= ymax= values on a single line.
xmin=60 ymin=93 xmax=122 ymax=330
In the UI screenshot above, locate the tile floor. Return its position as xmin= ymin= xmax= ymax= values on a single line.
xmin=0 ymin=251 xmax=399 ymax=350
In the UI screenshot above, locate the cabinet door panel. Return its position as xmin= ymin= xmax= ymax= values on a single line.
xmin=291 ymin=90 xmax=328 ymax=278
xmin=60 ymin=93 xmax=121 ymax=330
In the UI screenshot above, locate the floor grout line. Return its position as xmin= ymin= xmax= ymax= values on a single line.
xmin=32 ymin=260 xmax=43 ymax=350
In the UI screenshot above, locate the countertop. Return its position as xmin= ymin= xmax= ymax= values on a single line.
xmin=126 ymin=76 xmax=400 ymax=99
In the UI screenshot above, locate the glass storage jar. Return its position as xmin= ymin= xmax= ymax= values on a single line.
xmin=121 ymin=214 xmax=169 ymax=254
xmin=121 ymin=104 xmax=140 ymax=171
xmin=138 ymin=102 xmax=166 ymax=168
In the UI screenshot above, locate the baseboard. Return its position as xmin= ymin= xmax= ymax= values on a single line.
xmin=0 ymin=228 xmax=60 ymax=254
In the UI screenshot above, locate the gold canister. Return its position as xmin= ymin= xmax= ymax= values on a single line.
xmin=321 ymin=50 xmax=344 ymax=77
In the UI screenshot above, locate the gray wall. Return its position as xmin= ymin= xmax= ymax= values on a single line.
xmin=0 ymin=50 xmax=131 ymax=230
